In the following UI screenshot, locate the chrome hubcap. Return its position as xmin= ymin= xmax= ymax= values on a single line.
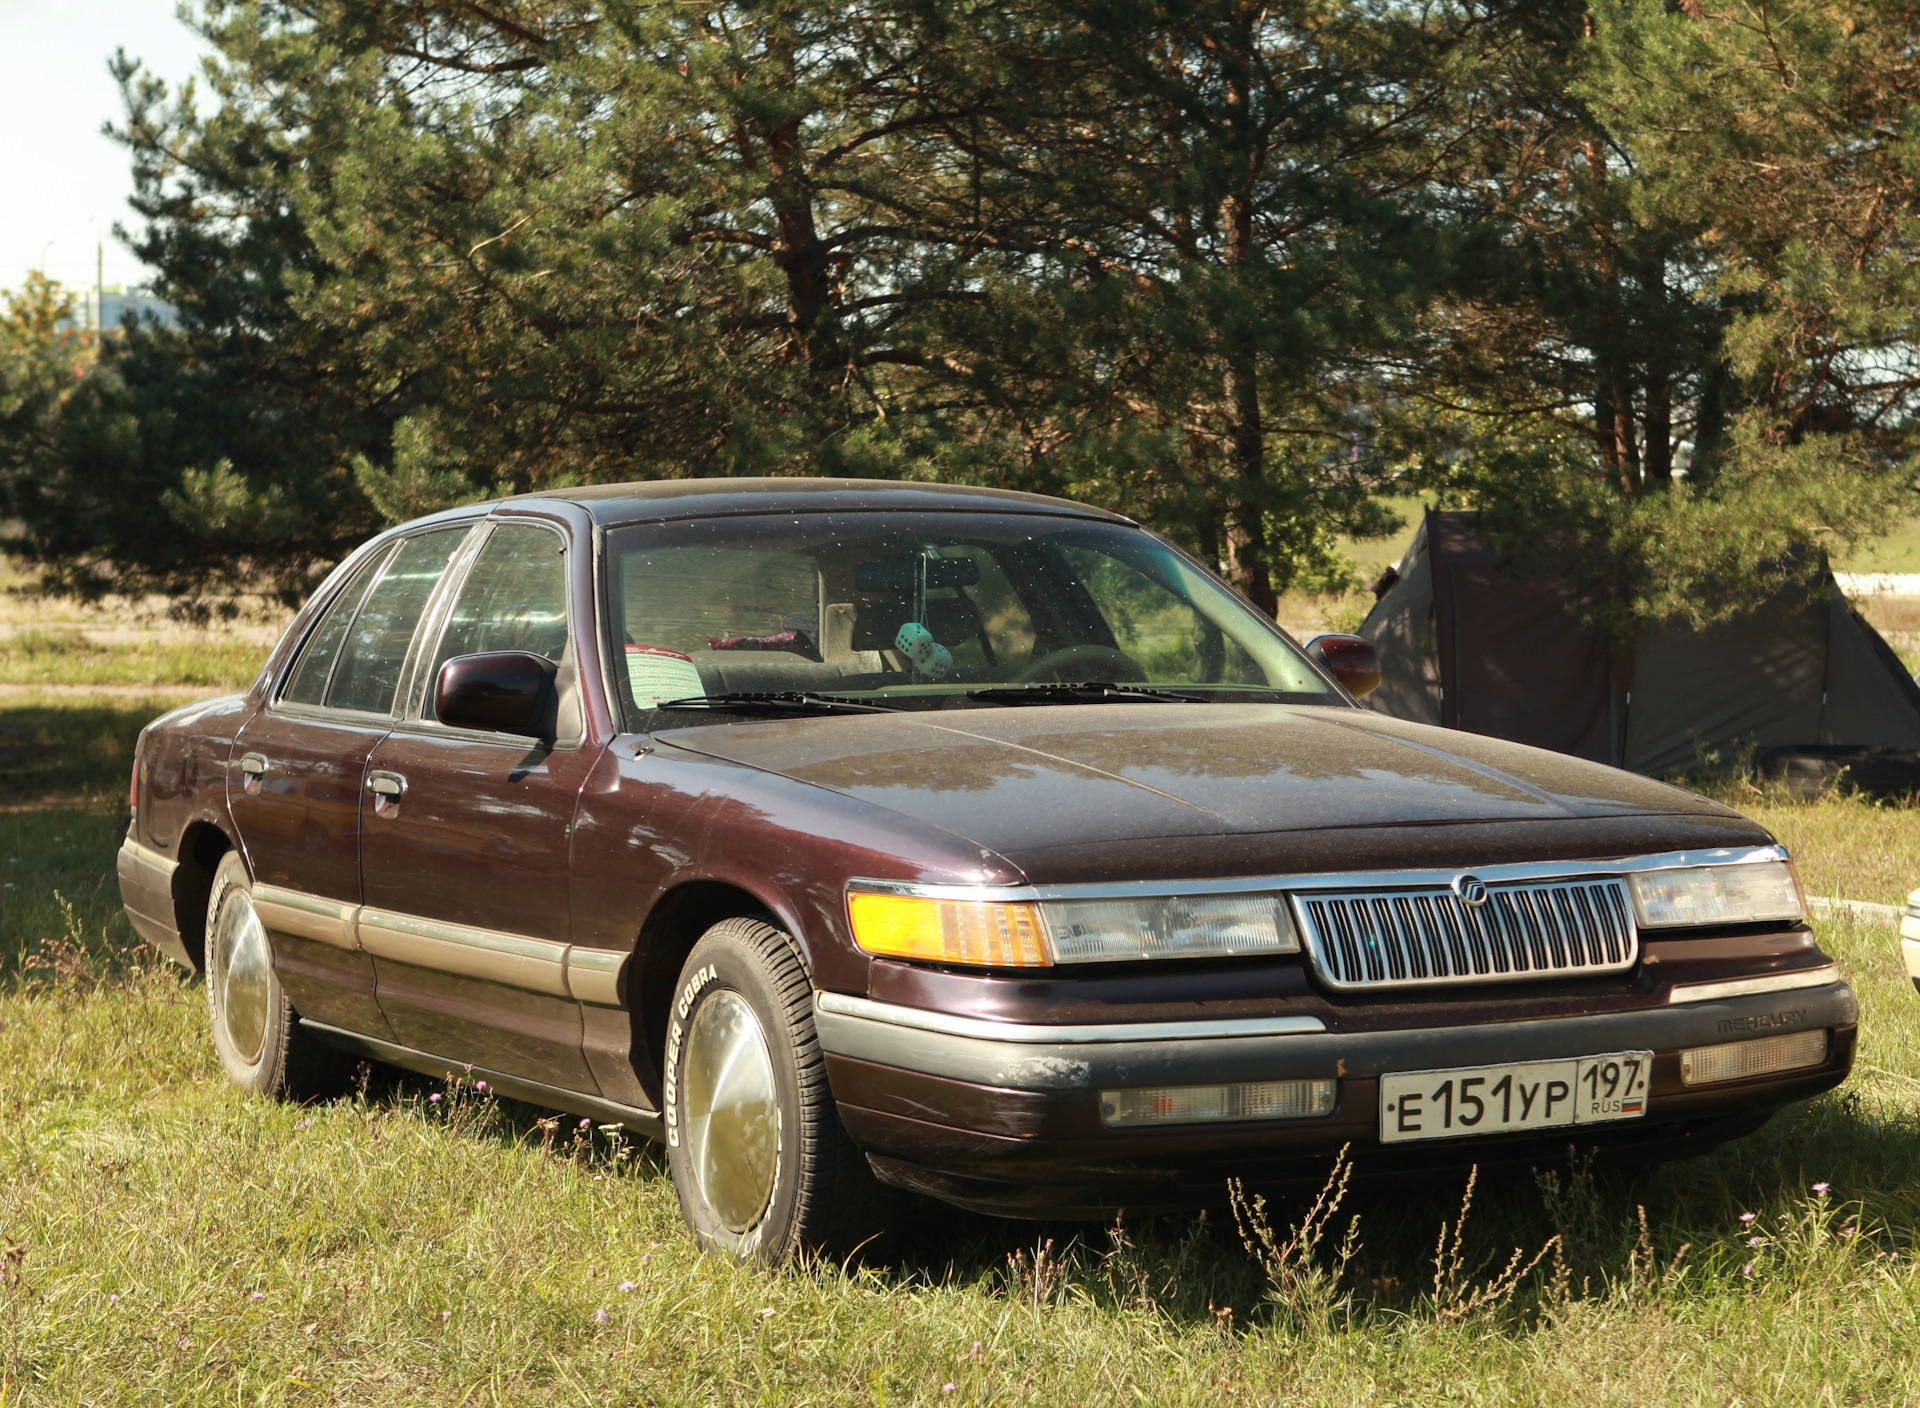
xmin=214 ymin=888 xmax=272 ymax=1064
xmin=683 ymin=990 xmax=780 ymax=1233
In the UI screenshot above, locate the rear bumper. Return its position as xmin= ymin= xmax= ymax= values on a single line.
xmin=1900 ymin=920 xmax=1920 ymax=996
xmin=815 ymin=974 xmax=1857 ymax=1217
xmin=116 ymin=834 xmax=193 ymax=969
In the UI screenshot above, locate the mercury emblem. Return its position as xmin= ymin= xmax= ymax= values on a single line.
xmin=1452 ymin=874 xmax=1490 ymax=908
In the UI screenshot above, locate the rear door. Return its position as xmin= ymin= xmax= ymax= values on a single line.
xmin=230 ymin=525 xmax=475 ymax=1038
xmin=358 ymin=517 xmax=607 ymax=1091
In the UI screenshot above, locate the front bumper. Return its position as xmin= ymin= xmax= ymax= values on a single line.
xmin=815 ymin=973 xmax=1857 ymax=1216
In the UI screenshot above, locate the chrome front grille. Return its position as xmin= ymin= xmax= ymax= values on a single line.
xmin=1293 ymin=878 xmax=1636 ymax=991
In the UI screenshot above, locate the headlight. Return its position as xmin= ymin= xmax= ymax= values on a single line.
xmin=1628 ymin=861 xmax=1804 ymax=928
xmin=1040 ymin=893 xmax=1297 ymax=963
xmin=846 ymin=889 xmax=1298 ymax=967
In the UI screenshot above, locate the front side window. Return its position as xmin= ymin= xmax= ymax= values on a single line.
xmin=603 ymin=511 xmax=1334 ymax=722
xmin=426 ymin=522 xmax=575 ymax=732
xmin=325 ymin=527 xmax=470 ymax=715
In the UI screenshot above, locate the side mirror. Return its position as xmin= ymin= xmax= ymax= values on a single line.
xmin=1302 ymin=633 xmax=1382 ymax=698
xmin=436 ymin=652 xmax=558 ymax=737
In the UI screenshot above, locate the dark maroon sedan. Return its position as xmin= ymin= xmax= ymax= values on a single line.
xmin=117 ymin=480 xmax=1854 ymax=1262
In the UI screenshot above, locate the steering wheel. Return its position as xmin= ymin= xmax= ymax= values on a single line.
xmin=1010 ymin=643 xmax=1149 ymax=685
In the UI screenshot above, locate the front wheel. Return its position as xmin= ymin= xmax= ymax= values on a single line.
xmin=204 ymin=852 xmax=350 ymax=1101
xmin=664 ymin=917 xmax=899 ymax=1264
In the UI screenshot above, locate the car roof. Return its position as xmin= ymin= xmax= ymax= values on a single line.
xmin=499 ymin=477 xmax=1132 ymax=527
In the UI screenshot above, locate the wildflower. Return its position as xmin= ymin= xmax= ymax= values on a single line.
xmin=1812 ymin=1182 xmax=1830 ymax=1194
xmin=439 ymin=1310 xmax=452 ymax=1321
xmin=1743 ymin=1263 xmax=1755 ymax=1277
xmin=594 ymin=1309 xmax=611 ymax=1325
xmin=107 ymin=1294 xmax=119 ymax=1305
xmin=430 ymin=1094 xmax=442 ymax=1103
xmin=970 ymin=1342 xmax=985 ymax=1361
xmin=579 ymin=1118 xmax=592 ymax=1128
xmin=1748 ymin=1236 xmax=1763 ymax=1247
xmin=476 ymin=1080 xmax=488 ymax=1091
xmin=250 ymin=1291 xmax=264 ymax=1300
xmin=1844 ymin=1224 xmax=1859 ymax=1236
xmin=943 ymin=1385 xmax=957 ymax=1394
xmin=642 ymin=1253 xmax=652 ymax=1262
xmin=1738 ymin=1212 xmax=1756 ymax=1223
xmin=296 ymin=1119 xmax=312 ymax=1129
xmin=618 ymin=1281 xmax=637 ymax=1293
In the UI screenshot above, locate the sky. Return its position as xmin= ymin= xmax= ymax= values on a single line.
xmin=1 ymin=0 xmax=214 ymax=295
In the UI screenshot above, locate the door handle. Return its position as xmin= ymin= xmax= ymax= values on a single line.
xmin=240 ymin=753 xmax=268 ymax=778
xmin=366 ymin=771 xmax=408 ymax=799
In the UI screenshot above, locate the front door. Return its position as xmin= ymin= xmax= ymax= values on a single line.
xmin=358 ymin=519 xmax=605 ymax=1091
xmin=230 ymin=526 xmax=474 ymax=1038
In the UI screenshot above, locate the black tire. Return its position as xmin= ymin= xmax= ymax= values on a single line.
xmin=204 ymin=852 xmax=350 ymax=1101
xmin=664 ymin=916 xmax=900 ymax=1265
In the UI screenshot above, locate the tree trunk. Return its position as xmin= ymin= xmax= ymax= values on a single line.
xmin=1217 ymin=4 xmax=1274 ymax=617
xmin=1643 ymin=368 xmax=1671 ymax=486
xmin=760 ymin=28 xmax=837 ymax=400
xmin=1613 ymin=391 xmax=1642 ymax=494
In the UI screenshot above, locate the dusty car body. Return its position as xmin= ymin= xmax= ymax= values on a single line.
xmin=117 ymin=479 xmax=1856 ymax=1259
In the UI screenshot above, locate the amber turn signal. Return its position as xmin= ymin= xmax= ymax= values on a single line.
xmin=847 ymin=892 xmax=1050 ymax=967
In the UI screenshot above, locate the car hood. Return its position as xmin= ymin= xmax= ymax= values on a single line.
xmin=653 ymin=702 xmax=1747 ymax=859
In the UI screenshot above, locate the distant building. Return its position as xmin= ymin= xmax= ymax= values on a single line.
xmin=45 ymin=284 xmax=181 ymax=331
xmin=96 ymin=285 xmax=179 ymax=329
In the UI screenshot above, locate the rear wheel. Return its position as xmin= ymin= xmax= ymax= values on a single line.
xmin=664 ymin=917 xmax=900 ymax=1264
xmin=204 ymin=852 xmax=349 ymax=1100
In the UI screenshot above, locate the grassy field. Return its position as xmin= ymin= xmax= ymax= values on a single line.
xmin=4 ymin=635 xmax=1920 ymax=1401
xmin=1 ymin=713 xmax=1917 ymax=1401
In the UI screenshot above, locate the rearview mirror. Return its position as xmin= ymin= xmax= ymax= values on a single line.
xmin=1302 ymin=633 xmax=1382 ymax=698
xmin=436 ymin=652 xmax=559 ymax=737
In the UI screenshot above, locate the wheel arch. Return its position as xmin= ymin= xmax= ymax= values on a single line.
xmin=169 ymin=820 xmax=237 ymax=973
xmin=628 ymin=879 xmax=794 ymax=1107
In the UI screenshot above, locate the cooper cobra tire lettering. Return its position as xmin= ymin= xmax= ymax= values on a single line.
xmin=662 ymin=921 xmax=902 ymax=1266
xmin=663 ymin=963 xmax=717 ymax=1148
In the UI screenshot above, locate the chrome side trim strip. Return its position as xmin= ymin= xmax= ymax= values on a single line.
xmin=848 ymin=846 xmax=1790 ymax=906
xmin=1667 ymin=965 xmax=1840 ymax=1005
xmin=356 ymin=908 xmax=571 ymax=997
xmin=118 ymin=837 xmax=177 ymax=884
xmin=566 ymin=947 xmax=629 ymax=1007
xmin=814 ymin=990 xmax=1325 ymax=1043
xmin=254 ymin=884 xmax=359 ymax=951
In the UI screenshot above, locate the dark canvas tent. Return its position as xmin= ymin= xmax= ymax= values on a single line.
xmin=1361 ymin=511 xmax=1920 ymax=776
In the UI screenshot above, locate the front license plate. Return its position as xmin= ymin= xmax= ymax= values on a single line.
xmin=1379 ymin=1051 xmax=1652 ymax=1144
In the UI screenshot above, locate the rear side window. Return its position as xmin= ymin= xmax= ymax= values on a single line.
xmin=280 ymin=548 xmax=392 ymax=706
xmin=325 ymin=528 xmax=470 ymax=715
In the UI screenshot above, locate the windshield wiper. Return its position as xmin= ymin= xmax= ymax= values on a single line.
xmin=965 ymin=682 xmax=1210 ymax=706
xmin=657 ymin=691 xmax=901 ymax=716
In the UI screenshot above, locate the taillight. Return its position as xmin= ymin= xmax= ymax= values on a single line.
xmin=129 ymin=756 xmax=139 ymax=813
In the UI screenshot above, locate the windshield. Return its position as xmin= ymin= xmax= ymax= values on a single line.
xmin=601 ymin=511 xmax=1338 ymax=723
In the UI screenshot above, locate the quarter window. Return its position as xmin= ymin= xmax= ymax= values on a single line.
xmin=325 ymin=528 xmax=470 ymax=715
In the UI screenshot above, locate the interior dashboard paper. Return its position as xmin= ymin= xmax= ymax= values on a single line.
xmin=625 ymin=644 xmax=705 ymax=708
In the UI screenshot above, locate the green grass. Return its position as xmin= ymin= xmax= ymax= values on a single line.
xmin=5 ymin=700 xmax=1920 ymax=1403
xmin=0 ymin=629 xmax=267 ymax=690
xmin=1837 ymin=513 xmax=1920 ymax=574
